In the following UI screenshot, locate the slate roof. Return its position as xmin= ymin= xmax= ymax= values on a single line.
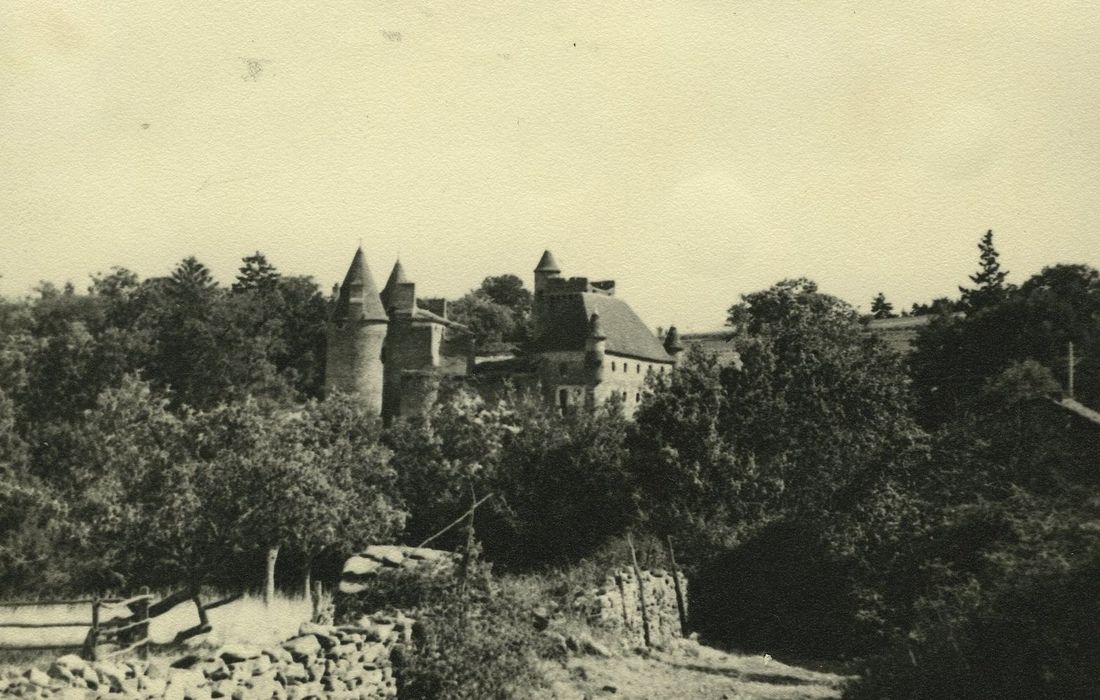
xmin=380 ymin=259 xmax=408 ymax=311
xmin=333 ymin=247 xmax=388 ymax=322
xmin=534 ymin=250 xmax=561 ymax=273
xmin=534 ymin=293 xmax=673 ymax=363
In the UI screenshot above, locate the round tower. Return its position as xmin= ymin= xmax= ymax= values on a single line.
xmin=532 ymin=250 xmax=561 ymax=341
xmin=325 ymin=246 xmax=389 ymax=415
xmin=585 ymin=311 xmax=607 ymax=382
xmin=663 ymin=325 xmax=684 ymax=365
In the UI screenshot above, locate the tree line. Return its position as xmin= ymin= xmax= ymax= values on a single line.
xmin=2 ymin=234 xmax=1098 ymax=697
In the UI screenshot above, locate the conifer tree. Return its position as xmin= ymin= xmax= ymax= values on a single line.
xmin=233 ymin=252 xmax=280 ymax=293
xmin=960 ymin=230 xmax=1011 ymax=312
xmin=870 ymin=292 xmax=895 ymax=319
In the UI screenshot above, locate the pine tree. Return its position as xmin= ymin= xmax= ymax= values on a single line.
xmin=870 ymin=292 xmax=895 ymax=319
xmin=169 ymin=256 xmax=217 ymax=296
xmin=233 ymin=252 xmax=280 ymax=293
xmin=960 ymin=230 xmax=1011 ymax=312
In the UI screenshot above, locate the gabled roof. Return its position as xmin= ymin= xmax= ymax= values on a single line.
xmin=534 ymin=250 xmax=561 ymax=273
xmin=333 ymin=247 xmax=388 ymax=322
xmin=533 ymin=293 xmax=673 ymax=363
xmin=380 ymin=259 xmax=408 ymax=311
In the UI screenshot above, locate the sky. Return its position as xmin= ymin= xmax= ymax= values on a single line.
xmin=2 ymin=2 xmax=1098 ymax=331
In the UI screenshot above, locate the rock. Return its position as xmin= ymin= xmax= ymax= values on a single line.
xmin=55 ymin=688 xmax=90 ymax=700
xmin=601 ymin=684 xmax=619 ymax=694
xmin=279 ymin=663 xmax=309 ymax=684
xmin=140 ymin=676 xmax=168 ymax=696
xmin=341 ymin=556 xmax=383 ymax=577
xmin=92 ymin=661 xmax=129 ymax=692
xmin=165 ymin=668 xmax=207 ymax=700
xmin=210 ymin=679 xmax=236 ymax=698
xmin=171 ymin=654 xmax=204 ymax=670
xmin=262 ymin=647 xmax=293 ymax=665
xmin=24 ymin=668 xmax=51 ymax=688
xmin=201 ymin=658 xmax=230 ymax=681
xmin=298 ymin=623 xmax=338 ymax=650
xmin=362 ymin=545 xmax=404 ymax=566
xmin=367 ymin=623 xmax=395 ymax=643
xmin=219 ymin=644 xmax=263 ymax=663
xmin=532 ymin=606 xmax=551 ymax=631
xmin=249 ymin=654 xmax=273 ymax=677
xmin=359 ymin=642 xmax=386 ymax=664
xmin=53 ymin=654 xmax=88 ymax=675
xmin=402 ymin=547 xmax=445 ymax=561
xmin=282 ymin=635 xmax=322 ymax=661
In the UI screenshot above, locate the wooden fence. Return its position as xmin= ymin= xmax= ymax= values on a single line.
xmin=0 ymin=588 xmax=242 ymax=661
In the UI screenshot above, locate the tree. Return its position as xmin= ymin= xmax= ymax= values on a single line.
xmin=870 ymin=292 xmax=896 ymax=319
xmin=630 ymin=347 xmax=778 ymax=561
xmin=724 ymin=279 xmax=921 ymax=512
xmin=910 ymin=297 xmax=959 ymax=316
xmin=478 ymin=274 xmax=531 ymax=313
xmin=232 ymin=251 xmax=281 ymax=293
xmin=960 ymin=229 xmax=1012 ymax=312
xmin=911 ymin=263 xmax=1100 ymax=426
xmin=447 ymin=274 xmax=534 ymax=350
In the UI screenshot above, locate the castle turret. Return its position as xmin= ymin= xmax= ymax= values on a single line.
xmin=533 ymin=249 xmax=561 ymax=294
xmin=585 ymin=312 xmax=607 ymax=382
xmin=533 ymin=250 xmax=561 ymax=341
xmin=380 ymin=259 xmax=407 ymax=314
xmin=325 ymin=247 xmax=388 ymax=415
xmin=663 ymin=325 xmax=684 ymax=365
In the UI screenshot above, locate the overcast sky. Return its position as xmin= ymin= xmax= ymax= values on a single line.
xmin=2 ymin=2 xmax=1098 ymax=331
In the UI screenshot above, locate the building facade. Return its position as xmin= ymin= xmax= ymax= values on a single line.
xmin=325 ymin=248 xmax=679 ymax=419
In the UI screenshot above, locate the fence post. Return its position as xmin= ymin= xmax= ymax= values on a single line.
xmin=310 ymin=581 xmax=324 ymax=623
xmin=82 ymin=598 xmax=100 ymax=662
xmin=627 ymin=533 xmax=652 ymax=648
xmin=193 ymin=590 xmax=209 ymax=628
xmin=666 ymin=535 xmax=689 ymax=637
xmin=136 ymin=586 xmax=151 ymax=659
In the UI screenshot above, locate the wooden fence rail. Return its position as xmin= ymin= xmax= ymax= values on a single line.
xmin=0 ymin=586 xmax=220 ymax=661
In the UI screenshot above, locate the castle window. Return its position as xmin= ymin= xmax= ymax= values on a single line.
xmin=611 ymin=361 xmax=616 ymax=372
xmin=560 ymin=362 xmax=568 ymax=375
xmin=636 ymin=363 xmax=641 ymax=373
xmin=558 ymin=388 xmax=569 ymax=413
xmin=635 ymin=393 xmax=641 ymax=402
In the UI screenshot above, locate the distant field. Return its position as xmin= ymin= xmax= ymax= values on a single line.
xmin=0 ymin=592 xmax=312 ymax=658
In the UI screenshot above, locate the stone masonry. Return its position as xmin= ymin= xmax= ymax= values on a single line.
xmin=572 ymin=568 xmax=688 ymax=647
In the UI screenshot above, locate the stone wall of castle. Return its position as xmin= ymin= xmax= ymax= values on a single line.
xmin=325 ymin=320 xmax=386 ymax=415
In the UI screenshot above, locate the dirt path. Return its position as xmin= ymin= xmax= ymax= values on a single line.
xmin=536 ymin=639 xmax=850 ymax=700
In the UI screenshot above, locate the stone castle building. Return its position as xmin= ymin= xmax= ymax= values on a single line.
xmin=325 ymin=247 xmax=682 ymax=419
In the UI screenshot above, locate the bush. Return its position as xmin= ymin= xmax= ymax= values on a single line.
xmin=335 ymin=549 xmax=552 ymax=700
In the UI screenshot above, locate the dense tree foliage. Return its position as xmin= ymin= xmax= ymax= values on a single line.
xmin=446 ymin=274 xmax=533 ymax=350
xmin=3 ymin=238 xmax=1097 ymax=696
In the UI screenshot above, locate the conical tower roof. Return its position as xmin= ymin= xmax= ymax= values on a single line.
xmin=663 ymin=325 xmax=684 ymax=353
xmin=588 ymin=312 xmax=606 ymax=340
xmin=334 ymin=247 xmax=388 ymax=322
xmin=534 ymin=249 xmax=561 ymax=273
xmin=380 ymin=259 xmax=408 ymax=311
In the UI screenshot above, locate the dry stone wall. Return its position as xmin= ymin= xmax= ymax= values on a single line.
xmin=339 ymin=545 xmax=456 ymax=595
xmin=0 ymin=614 xmax=414 ymax=699
xmin=573 ymin=568 xmax=688 ymax=647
